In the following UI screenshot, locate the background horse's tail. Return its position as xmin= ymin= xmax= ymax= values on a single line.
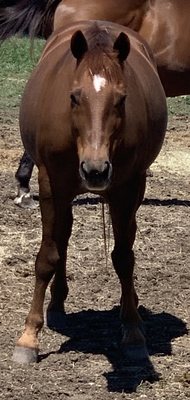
xmin=0 ymin=0 xmax=61 ymax=40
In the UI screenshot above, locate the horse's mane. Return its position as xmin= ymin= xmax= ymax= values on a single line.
xmin=0 ymin=0 xmax=61 ymax=40
xmin=81 ymin=25 xmax=124 ymax=83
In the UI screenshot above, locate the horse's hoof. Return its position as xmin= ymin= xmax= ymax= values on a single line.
xmin=14 ymin=193 xmax=39 ymax=209
xmin=121 ymin=343 xmax=149 ymax=363
xmin=12 ymin=346 xmax=38 ymax=364
xmin=46 ymin=309 xmax=66 ymax=331
xmin=121 ymin=322 xmax=149 ymax=362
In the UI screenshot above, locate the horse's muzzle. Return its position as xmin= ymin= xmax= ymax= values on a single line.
xmin=79 ymin=160 xmax=112 ymax=191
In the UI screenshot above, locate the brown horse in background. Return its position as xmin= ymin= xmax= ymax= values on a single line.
xmin=1 ymin=0 xmax=190 ymax=97
xmin=12 ymin=20 xmax=167 ymax=364
xmin=0 ymin=0 xmax=188 ymax=207
xmin=54 ymin=0 xmax=190 ymax=97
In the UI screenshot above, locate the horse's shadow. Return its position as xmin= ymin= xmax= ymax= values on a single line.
xmin=39 ymin=306 xmax=187 ymax=393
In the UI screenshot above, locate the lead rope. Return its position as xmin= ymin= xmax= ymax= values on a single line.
xmin=101 ymin=200 xmax=111 ymax=270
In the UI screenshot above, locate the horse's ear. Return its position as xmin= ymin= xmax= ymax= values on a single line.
xmin=71 ymin=30 xmax=88 ymax=61
xmin=113 ymin=32 xmax=130 ymax=63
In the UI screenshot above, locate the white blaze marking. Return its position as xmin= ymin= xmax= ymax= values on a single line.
xmin=93 ymin=75 xmax=107 ymax=92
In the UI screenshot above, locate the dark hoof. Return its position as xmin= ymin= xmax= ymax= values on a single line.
xmin=121 ymin=322 xmax=149 ymax=363
xmin=14 ymin=193 xmax=39 ymax=209
xmin=121 ymin=343 xmax=149 ymax=363
xmin=46 ymin=309 xmax=66 ymax=331
xmin=12 ymin=346 xmax=38 ymax=364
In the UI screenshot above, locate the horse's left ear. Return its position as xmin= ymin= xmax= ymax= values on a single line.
xmin=71 ymin=30 xmax=88 ymax=61
xmin=113 ymin=32 xmax=130 ymax=63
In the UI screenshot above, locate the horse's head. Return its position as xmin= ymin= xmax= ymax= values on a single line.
xmin=70 ymin=26 xmax=130 ymax=192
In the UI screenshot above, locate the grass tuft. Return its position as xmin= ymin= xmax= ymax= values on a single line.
xmin=0 ymin=37 xmax=45 ymax=109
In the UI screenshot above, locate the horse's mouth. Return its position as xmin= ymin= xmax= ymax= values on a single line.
xmin=81 ymin=177 xmax=111 ymax=192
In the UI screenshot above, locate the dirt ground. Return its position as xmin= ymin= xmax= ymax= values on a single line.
xmin=0 ymin=108 xmax=190 ymax=399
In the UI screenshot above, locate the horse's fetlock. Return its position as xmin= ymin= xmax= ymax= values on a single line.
xmin=26 ymin=314 xmax=44 ymax=332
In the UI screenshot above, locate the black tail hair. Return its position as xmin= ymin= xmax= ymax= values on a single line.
xmin=0 ymin=0 xmax=61 ymax=40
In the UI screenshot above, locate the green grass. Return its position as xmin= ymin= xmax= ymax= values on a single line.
xmin=0 ymin=37 xmax=45 ymax=109
xmin=167 ymin=96 xmax=190 ymax=117
xmin=0 ymin=37 xmax=190 ymax=116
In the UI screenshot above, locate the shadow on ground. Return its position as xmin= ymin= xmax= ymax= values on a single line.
xmin=39 ymin=306 xmax=188 ymax=393
xmin=29 ymin=194 xmax=190 ymax=207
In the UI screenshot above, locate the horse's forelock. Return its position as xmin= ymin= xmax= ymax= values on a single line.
xmin=78 ymin=25 xmax=124 ymax=83
xmin=85 ymin=51 xmax=123 ymax=83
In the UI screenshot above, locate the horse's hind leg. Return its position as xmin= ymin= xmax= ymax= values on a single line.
xmin=14 ymin=150 xmax=37 ymax=208
xmin=12 ymin=166 xmax=72 ymax=363
xmin=108 ymin=173 xmax=148 ymax=361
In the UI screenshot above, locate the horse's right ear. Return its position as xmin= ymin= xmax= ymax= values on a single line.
xmin=71 ymin=30 xmax=88 ymax=61
xmin=113 ymin=32 xmax=130 ymax=63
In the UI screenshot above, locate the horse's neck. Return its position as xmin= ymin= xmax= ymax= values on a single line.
xmin=120 ymin=0 xmax=149 ymax=31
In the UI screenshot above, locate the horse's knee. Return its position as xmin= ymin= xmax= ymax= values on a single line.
xmin=35 ymin=241 xmax=60 ymax=282
xmin=111 ymin=247 xmax=135 ymax=280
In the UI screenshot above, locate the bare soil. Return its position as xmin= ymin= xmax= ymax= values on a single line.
xmin=0 ymin=109 xmax=190 ymax=399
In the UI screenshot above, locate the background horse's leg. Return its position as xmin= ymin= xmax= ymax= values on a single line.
xmin=13 ymin=166 xmax=61 ymax=363
xmin=108 ymin=173 xmax=148 ymax=361
xmin=14 ymin=150 xmax=37 ymax=208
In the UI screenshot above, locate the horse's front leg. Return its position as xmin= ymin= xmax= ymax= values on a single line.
xmin=12 ymin=166 xmax=70 ymax=363
xmin=46 ymin=196 xmax=74 ymax=329
xmin=108 ymin=173 xmax=148 ymax=361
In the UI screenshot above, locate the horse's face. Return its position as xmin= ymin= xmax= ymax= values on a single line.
xmin=70 ymin=30 xmax=130 ymax=192
xmin=71 ymin=72 xmax=127 ymax=191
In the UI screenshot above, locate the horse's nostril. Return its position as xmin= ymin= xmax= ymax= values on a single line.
xmin=101 ymin=161 xmax=111 ymax=180
xmin=80 ymin=161 xmax=87 ymax=174
xmin=104 ymin=161 xmax=110 ymax=173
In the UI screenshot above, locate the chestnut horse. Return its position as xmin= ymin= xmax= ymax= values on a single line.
xmin=12 ymin=20 xmax=167 ymax=363
xmin=0 ymin=0 xmax=189 ymax=207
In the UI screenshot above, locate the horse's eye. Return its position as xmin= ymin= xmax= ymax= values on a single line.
xmin=115 ymin=95 xmax=126 ymax=108
xmin=70 ymin=93 xmax=80 ymax=106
